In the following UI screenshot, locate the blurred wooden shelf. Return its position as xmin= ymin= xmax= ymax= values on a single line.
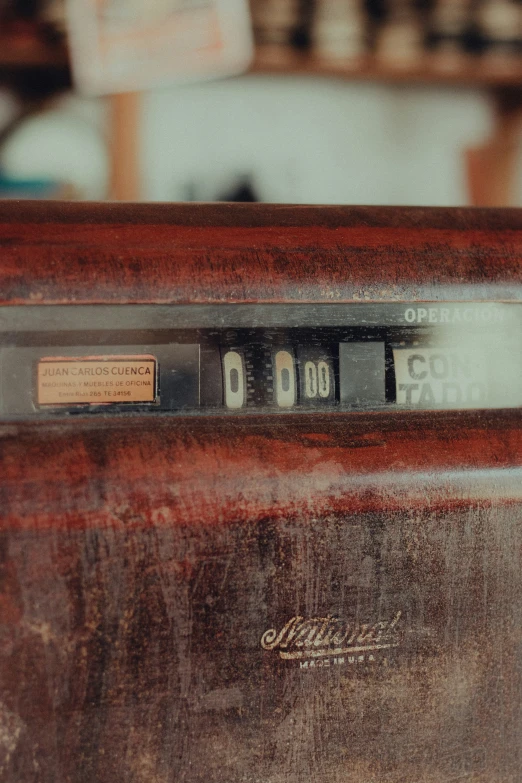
xmin=251 ymin=46 xmax=522 ymax=89
xmin=0 ymin=37 xmax=69 ymax=68
xmin=1 ymin=37 xmax=520 ymax=87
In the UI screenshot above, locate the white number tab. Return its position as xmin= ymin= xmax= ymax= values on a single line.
xmin=274 ymin=350 xmax=296 ymax=408
xmin=223 ymin=351 xmax=245 ymax=409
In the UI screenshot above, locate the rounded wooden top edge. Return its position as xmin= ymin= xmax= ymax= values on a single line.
xmin=1 ymin=201 xmax=521 ymax=305
xmin=1 ymin=200 xmax=522 ymax=231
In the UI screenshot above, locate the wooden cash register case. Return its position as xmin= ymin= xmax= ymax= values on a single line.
xmin=0 ymin=201 xmax=521 ymax=783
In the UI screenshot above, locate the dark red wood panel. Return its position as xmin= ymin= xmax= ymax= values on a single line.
xmin=0 ymin=202 xmax=521 ymax=305
xmin=1 ymin=411 xmax=522 ymax=531
xmin=0 ymin=203 xmax=521 ymax=783
xmin=0 ymin=413 xmax=521 ymax=783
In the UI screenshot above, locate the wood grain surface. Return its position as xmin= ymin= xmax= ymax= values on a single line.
xmin=1 ymin=412 xmax=522 ymax=783
xmin=0 ymin=201 xmax=521 ymax=305
xmin=2 ymin=410 xmax=522 ymax=530
xmin=0 ymin=203 xmax=521 ymax=783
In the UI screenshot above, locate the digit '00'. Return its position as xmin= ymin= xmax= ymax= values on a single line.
xmin=304 ymin=361 xmax=330 ymax=399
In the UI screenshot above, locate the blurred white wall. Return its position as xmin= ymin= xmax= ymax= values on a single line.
xmin=0 ymin=76 xmax=503 ymax=205
xmin=141 ymin=75 xmax=494 ymax=206
xmin=0 ymin=94 xmax=109 ymax=200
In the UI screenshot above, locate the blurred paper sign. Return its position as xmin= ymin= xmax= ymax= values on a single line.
xmin=66 ymin=0 xmax=253 ymax=94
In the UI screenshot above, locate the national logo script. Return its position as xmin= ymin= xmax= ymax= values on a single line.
xmin=261 ymin=611 xmax=402 ymax=660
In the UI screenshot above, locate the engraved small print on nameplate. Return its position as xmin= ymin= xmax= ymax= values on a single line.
xmin=37 ymin=355 xmax=157 ymax=405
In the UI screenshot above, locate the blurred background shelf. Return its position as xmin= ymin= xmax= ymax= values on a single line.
xmin=2 ymin=35 xmax=522 ymax=91
xmin=2 ymin=38 xmax=522 ymax=91
xmin=252 ymin=46 xmax=522 ymax=88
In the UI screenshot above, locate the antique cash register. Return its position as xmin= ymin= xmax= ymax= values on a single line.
xmin=0 ymin=201 xmax=521 ymax=783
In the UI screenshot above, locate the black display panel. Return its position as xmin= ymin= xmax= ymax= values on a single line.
xmin=0 ymin=302 xmax=520 ymax=418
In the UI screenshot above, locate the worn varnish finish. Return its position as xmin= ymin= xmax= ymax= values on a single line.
xmin=0 ymin=201 xmax=521 ymax=304
xmin=0 ymin=203 xmax=522 ymax=783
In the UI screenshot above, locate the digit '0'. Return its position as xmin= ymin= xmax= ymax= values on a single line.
xmin=305 ymin=361 xmax=317 ymax=398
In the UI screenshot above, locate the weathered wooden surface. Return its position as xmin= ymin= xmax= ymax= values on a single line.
xmin=2 ymin=411 xmax=522 ymax=527
xmin=0 ymin=203 xmax=521 ymax=782
xmin=0 ymin=202 xmax=521 ymax=305
xmin=0 ymin=412 xmax=522 ymax=783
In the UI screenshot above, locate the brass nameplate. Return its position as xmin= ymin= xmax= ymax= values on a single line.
xmin=37 ymin=356 xmax=157 ymax=405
